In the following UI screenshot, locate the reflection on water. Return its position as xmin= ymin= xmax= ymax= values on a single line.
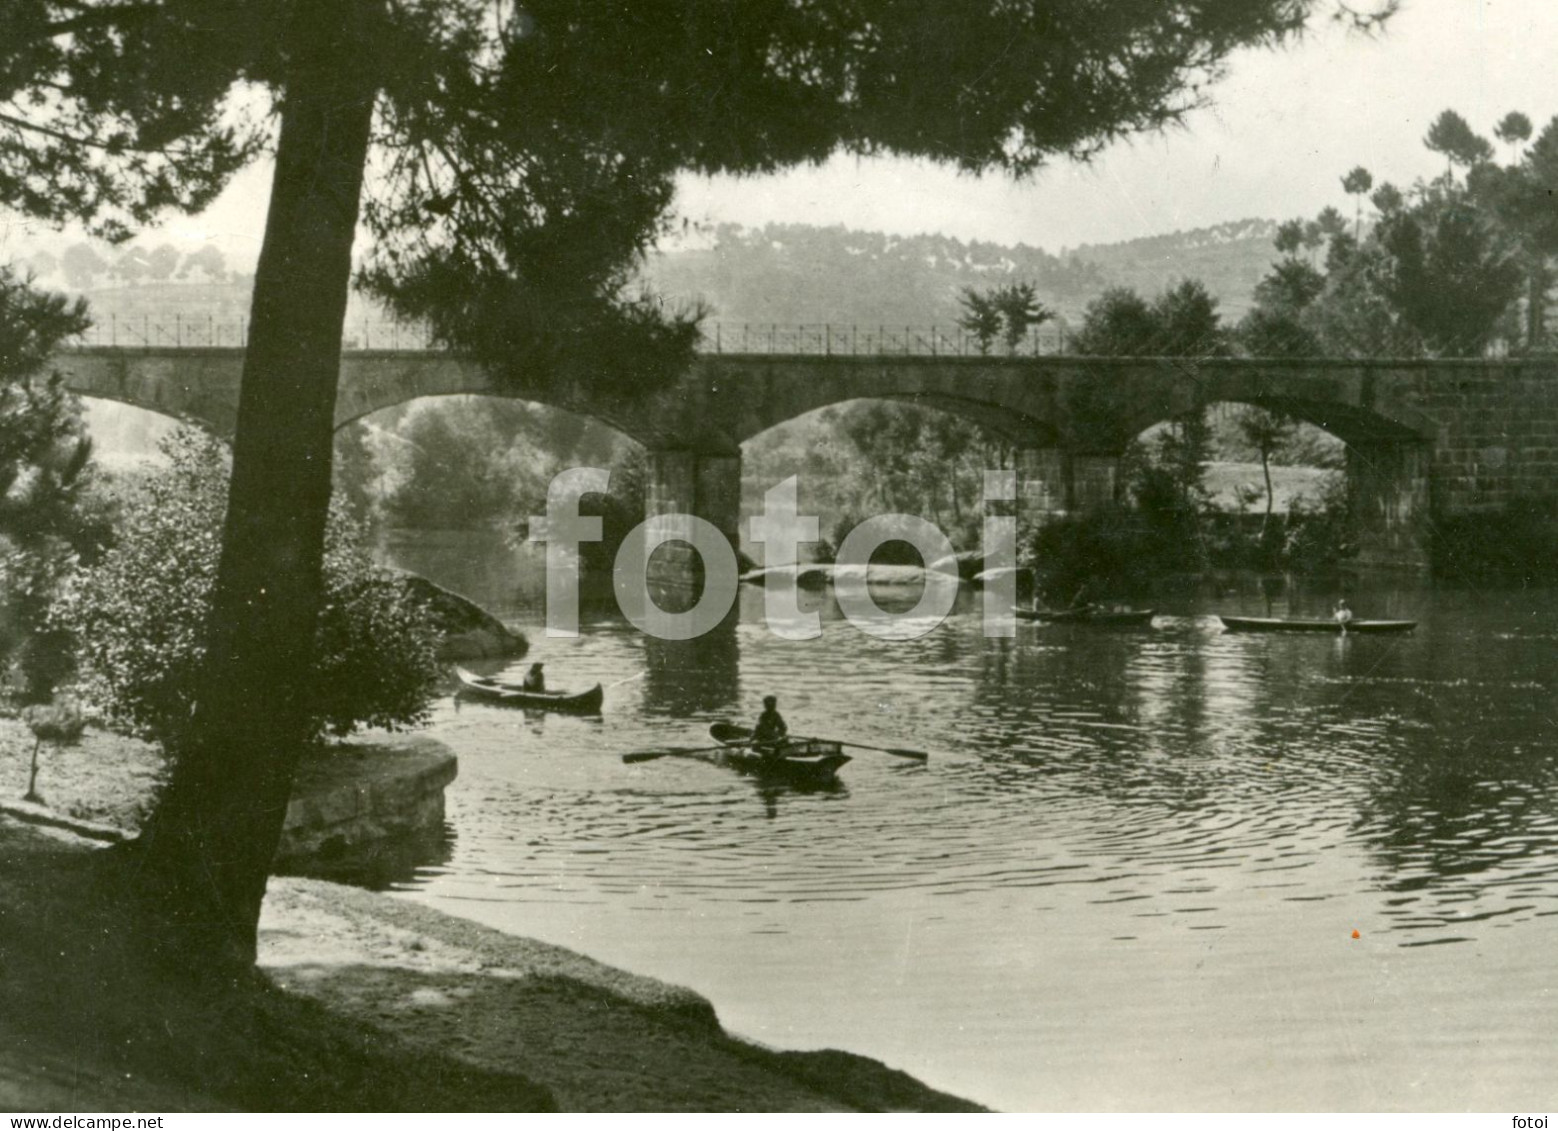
xmin=372 ymin=534 xmax=1558 ymax=1110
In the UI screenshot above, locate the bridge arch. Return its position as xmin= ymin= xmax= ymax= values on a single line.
xmin=1104 ymin=362 xmax=1437 ymax=448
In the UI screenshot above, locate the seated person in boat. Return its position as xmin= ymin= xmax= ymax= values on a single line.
xmin=752 ymin=695 xmax=788 ymax=751
xmin=1333 ymin=599 xmax=1353 ymax=628
xmin=521 ymin=662 xmax=545 ymax=692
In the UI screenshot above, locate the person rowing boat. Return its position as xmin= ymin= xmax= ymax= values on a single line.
xmin=751 ymin=695 xmax=788 ymax=756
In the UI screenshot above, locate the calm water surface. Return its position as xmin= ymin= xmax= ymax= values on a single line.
xmin=378 ymin=544 xmax=1558 ymax=1110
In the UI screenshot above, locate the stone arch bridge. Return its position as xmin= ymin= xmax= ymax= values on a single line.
xmin=54 ymin=346 xmax=1558 ymax=570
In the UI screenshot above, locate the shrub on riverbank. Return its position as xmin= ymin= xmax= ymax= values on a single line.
xmin=1027 ymin=468 xmax=1354 ymax=599
xmin=49 ymin=431 xmax=443 ymax=753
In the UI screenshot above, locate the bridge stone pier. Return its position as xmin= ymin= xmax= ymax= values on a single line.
xmin=53 ymin=346 xmax=1558 ymax=581
xmin=641 ymin=448 xmax=742 ymax=607
xmin=1014 ymin=449 xmax=1120 ymax=520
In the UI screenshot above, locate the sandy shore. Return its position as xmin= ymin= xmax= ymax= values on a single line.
xmin=0 ymin=718 xmax=984 ymax=1112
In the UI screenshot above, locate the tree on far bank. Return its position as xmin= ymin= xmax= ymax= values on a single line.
xmin=1072 ymin=279 xmax=1228 ymax=358
xmin=956 ymin=288 xmax=1002 ymax=355
xmin=1235 ymin=407 xmax=1297 ymax=538
xmin=957 ymin=282 xmax=1052 ymax=355
xmin=146 ymin=244 xmax=182 ymax=283
xmin=0 ymin=0 xmax=1398 ymax=966
xmin=1071 ymin=287 xmax=1159 ymax=355
xmin=1494 ymin=111 xmax=1533 ymax=163
xmin=1425 ymin=109 xmax=1493 ymax=178
xmin=177 ymin=245 xmax=227 ymax=283
xmin=59 ymin=244 xmax=106 ymax=291
xmin=1341 ymin=166 xmax=1373 ymax=239
xmin=993 ymin=282 xmax=1053 ymax=355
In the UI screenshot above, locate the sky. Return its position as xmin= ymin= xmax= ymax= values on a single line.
xmin=3 ymin=0 xmax=1555 ymax=267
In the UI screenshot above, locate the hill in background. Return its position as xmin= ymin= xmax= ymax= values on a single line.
xmin=640 ymin=218 xmax=1280 ymax=333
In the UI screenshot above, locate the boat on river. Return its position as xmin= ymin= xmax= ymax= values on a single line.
xmin=1016 ymin=604 xmax=1156 ymax=627
xmin=453 ymin=666 xmax=605 ymax=713
xmin=708 ymin=723 xmax=851 ymax=785
xmin=1217 ymin=615 xmax=1417 ymax=635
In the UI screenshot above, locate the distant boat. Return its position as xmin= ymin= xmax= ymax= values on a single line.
xmin=1016 ymin=604 xmax=1156 ymax=628
xmin=453 ymin=667 xmax=605 ymax=713
xmin=1217 ymin=615 xmax=1416 ymax=635
xmin=708 ymin=722 xmax=851 ymax=785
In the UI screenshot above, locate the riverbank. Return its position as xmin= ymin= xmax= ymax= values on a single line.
xmin=0 ymin=721 xmax=983 ymax=1112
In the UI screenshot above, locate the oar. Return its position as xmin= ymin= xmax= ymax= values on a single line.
xmin=794 ymin=734 xmax=930 ymax=762
xmin=623 ymin=739 xmax=753 ymax=764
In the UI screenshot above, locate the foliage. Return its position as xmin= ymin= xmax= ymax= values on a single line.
xmin=1245 ymin=105 xmax=1558 ymax=357
xmin=743 ymin=398 xmax=1013 ymax=561
xmin=1027 ymin=504 xmax=1157 ymax=601
xmin=1236 ymin=258 xmax=1326 ymax=356
xmin=1282 ymin=473 xmax=1354 ymax=573
xmin=1374 ymin=183 xmax=1521 ymax=354
xmin=955 ymin=282 xmax=1054 ymax=355
xmin=993 ymin=283 xmax=1053 ymax=354
xmin=49 ymin=431 xmax=442 ymax=750
xmin=1070 ymin=287 xmax=1158 ymax=355
xmin=1072 ymin=280 xmax=1229 ymax=357
xmin=1341 ymin=166 xmax=1373 ymax=237
xmin=833 ymin=402 xmax=1009 ymax=549
xmin=0 ymin=266 xmax=109 ymax=702
xmin=1424 ymin=109 xmax=1493 ymax=173
xmin=956 ymin=288 xmax=1002 ymax=355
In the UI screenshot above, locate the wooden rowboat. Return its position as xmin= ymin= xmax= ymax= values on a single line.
xmin=1016 ymin=604 xmax=1156 ymax=627
xmin=454 ymin=666 xmax=604 ymax=713
xmin=1217 ymin=615 xmax=1417 ymax=635
xmin=709 ymin=723 xmax=851 ymax=785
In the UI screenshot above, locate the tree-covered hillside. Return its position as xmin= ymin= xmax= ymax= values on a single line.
xmin=640 ymin=219 xmax=1279 ymax=331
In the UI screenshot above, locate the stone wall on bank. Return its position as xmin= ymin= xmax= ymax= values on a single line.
xmin=273 ymin=736 xmax=457 ymax=876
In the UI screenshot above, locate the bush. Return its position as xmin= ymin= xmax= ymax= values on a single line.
xmin=1027 ymin=504 xmax=1159 ymax=601
xmin=49 ymin=431 xmax=442 ymax=751
xmin=1282 ymin=473 xmax=1355 ymax=573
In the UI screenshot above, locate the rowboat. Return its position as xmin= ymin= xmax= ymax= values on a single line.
xmin=1217 ymin=615 xmax=1417 ymax=635
xmin=1016 ymin=604 xmax=1156 ymax=627
xmin=453 ymin=666 xmax=605 ymax=713
xmin=708 ymin=723 xmax=851 ymax=785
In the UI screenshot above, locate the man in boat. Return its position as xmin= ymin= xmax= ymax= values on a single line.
xmin=1333 ymin=599 xmax=1353 ymax=633
xmin=521 ymin=662 xmax=545 ymax=692
xmin=752 ymin=695 xmax=788 ymax=755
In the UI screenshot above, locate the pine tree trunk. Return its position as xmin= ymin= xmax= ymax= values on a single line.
xmin=133 ymin=0 xmax=382 ymax=966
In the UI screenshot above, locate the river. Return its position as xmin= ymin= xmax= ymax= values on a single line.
xmin=373 ymin=533 xmax=1558 ymax=1111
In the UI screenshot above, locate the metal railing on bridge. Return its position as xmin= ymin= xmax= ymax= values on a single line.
xmin=68 ymin=317 xmax=1511 ymax=360
xmin=72 ymin=315 xmax=437 ymax=350
xmin=70 ymin=317 xmax=1071 ymax=356
xmin=698 ymin=323 xmax=1072 ymax=356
